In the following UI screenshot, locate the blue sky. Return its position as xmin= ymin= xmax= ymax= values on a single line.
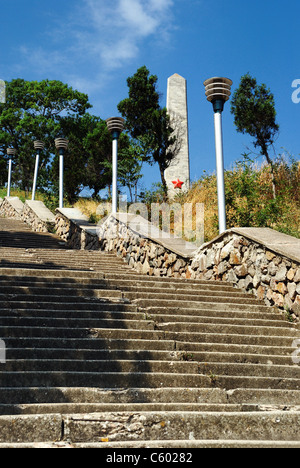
xmin=0 ymin=0 xmax=299 ymax=193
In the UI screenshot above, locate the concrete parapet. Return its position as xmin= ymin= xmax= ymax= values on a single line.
xmin=0 ymin=197 xmax=24 ymax=219
xmin=21 ymin=200 xmax=55 ymax=233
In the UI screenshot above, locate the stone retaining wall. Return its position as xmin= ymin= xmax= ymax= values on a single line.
xmin=97 ymin=214 xmax=192 ymax=278
xmin=190 ymin=228 xmax=300 ymax=321
xmin=54 ymin=208 xmax=100 ymax=250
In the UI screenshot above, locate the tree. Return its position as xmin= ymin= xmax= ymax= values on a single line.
xmin=230 ymin=73 xmax=279 ymax=199
xmin=118 ymin=66 xmax=177 ymax=195
xmin=118 ymin=138 xmax=144 ymax=202
xmin=0 ymin=79 xmax=91 ymax=194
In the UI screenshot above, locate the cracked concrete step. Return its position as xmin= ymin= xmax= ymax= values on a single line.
xmin=1 ymin=411 xmax=300 ymax=445
xmin=58 ymin=411 xmax=300 ymax=444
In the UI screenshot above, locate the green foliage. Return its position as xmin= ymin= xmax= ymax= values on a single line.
xmin=118 ymin=66 xmax=177 ymax=194
xmin=231 ymin=73 xmax=279 ymax=157
xmin=0 ymin=79 xmax=91 ymax=197
xmin=231 ymin=74 xmax=280 ymax=198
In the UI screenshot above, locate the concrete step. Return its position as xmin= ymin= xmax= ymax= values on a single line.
xmin=0 ymin=410 xmax=300 ymax=445
xmin=3 ymin=337 xmax=176 ymax=351
xmin=62 ymin=411 xmax=300 ymax=443
xmin=1 ymin=311 xmax=296 ymax=332
xmin=5 ymin=348 xmax=296 ymax=366
xmin=134 ymin=298 xmax=271 ymax=313
xmin=197 ymin=361 xmax=300 ymax=379
xmin=88 ymin=327 xmax=299 ymax=347
xmin=0 ymin=372 xmax=212 ymax=389
xmin=155 ymin=321 xmax=299 ymax=338
xmin=2 ymin=440 xmax=300 ymax=448
xmin=0 ymin=387 xmax=299 ymax=407
xmin=2 ymin=411 xmax=299 ymax=445
xmin=125 ymin=291 xmax=262 ymax=305
xmin=0 ymin=290 xmax=123 ymax=302
xmin=142 ymin=305 xmax=286 ymax=320
xmin=1 ymin=360 xmax=200 ymax=374
xmin=0 ymin=387 xmax=228 ymax=405
xmin=107 ymin=278 xmax=241 ymax=293
xmin=0 ymin=403 xmax=246 ymax=416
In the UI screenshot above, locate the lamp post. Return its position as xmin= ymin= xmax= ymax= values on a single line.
xmin=55 ymin=138 xmax=69 ymax=209
xmin=106 ymin=117 xmax=125 ymax=214
xmin=32 ymin=140 xmax=45 ymax=201
xmin=204 ymin=77 xmax=233 ymax=234
xmin=6 ymin=148 xmax=17 ymax=197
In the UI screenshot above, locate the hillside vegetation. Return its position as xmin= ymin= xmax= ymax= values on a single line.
xmin=180 ymin=157 xmax=300 ymax=242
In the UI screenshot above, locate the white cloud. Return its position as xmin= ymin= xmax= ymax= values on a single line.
xmin=18 ymin=0 xmax=174 ymax=95
xmin=79 ymin=0 xmax=174 ymax=69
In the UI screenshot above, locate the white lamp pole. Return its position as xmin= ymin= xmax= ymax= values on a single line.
xmin=55 ymin=138 xmax=69 ymax=209
xmin=32 ymin=140 xmax=45 ymax=201
xmin=6 ymin=148 xmax=16 ymax=197
xmin=204 ymin=77 xmax=233 ymax=234
xmin=106 ymin=117 xmax=125 ymax=214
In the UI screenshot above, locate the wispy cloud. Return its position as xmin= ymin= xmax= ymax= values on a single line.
xmin=19 ymin=0 xmax=175 ymax=94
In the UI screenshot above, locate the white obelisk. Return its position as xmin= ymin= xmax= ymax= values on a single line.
xmin=164 ymin=74 xmax=190 ymax=198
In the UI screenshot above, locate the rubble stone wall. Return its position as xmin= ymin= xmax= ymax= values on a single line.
xmin=97 ymin=214 xmax=190 ymax=278
xmin=190 ymin=230 xmax=300 ymax=321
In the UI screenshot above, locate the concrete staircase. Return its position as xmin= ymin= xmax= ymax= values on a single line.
xmin=0 ymin=218 xmax=299 ymax=448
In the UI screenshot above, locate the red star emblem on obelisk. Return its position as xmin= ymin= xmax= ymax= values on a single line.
xmin=172 ymin=179 xmax=184 ymax=189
